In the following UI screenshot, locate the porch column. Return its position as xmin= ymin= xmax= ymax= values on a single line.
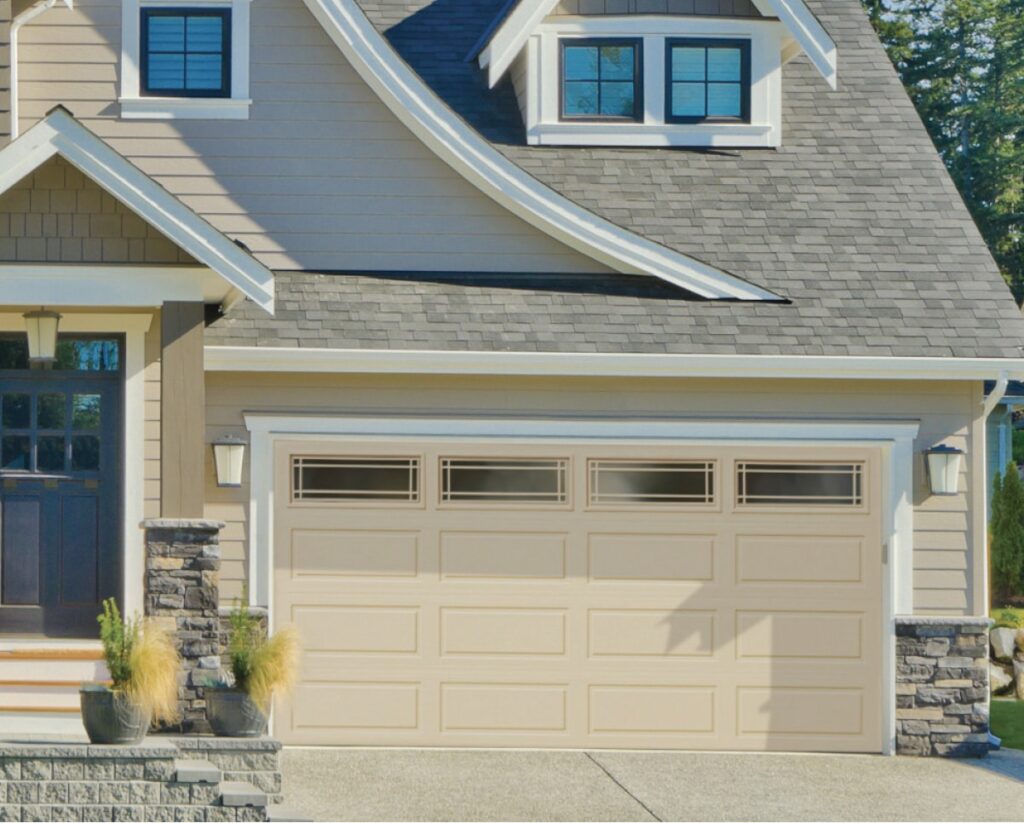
xmin=161 ymin=301 xmax=206 ymax=518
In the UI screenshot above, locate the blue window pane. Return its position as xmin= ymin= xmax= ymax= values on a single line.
xmin=147 ymin=15 xmax=184 ymax=52
xmin=708 ymin=48 xmax=742 ymax=82
xmin=186 ymin=54 xmax=223 ymax=89
xmin=186 ymin=15 xmax=223 ymax=52
xmin=600 ymin=46 xmax=634 ymax=81
xmin=147 ymin=53 xmax=185 ymax=89
xmin=707 ymin=83 xmax=742 ymax=117
xmin=564 ymin=47 xmax=598 ymax=81
xmin=564 ymin=81 xmax=599 ymax=115
xmin=671 ymin=83 xmax=706 ymax=117
xmin=672 ymin=47 xmax=705 ymax=81
xmin=600 ymin=82 xmax=634 ymax=117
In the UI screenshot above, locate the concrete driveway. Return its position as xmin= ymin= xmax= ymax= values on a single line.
xmin=282 ymin=748 xmax=1024 ymax=821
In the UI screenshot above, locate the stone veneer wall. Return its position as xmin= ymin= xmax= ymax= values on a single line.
xmin=895 ymin=616 xmax=991 ymax=757
xmin=144 ymin=519 xmax=225 ymax=734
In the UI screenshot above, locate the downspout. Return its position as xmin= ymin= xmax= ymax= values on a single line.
xmin=10 ymin=0 xmax=72 ymax=140
xmin=980 ymin=371 xmax=1009 ymax=616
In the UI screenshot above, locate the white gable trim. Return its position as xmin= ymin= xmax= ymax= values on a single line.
xmin=0 ymin=108 xmax=275 ymax=313
xmin=480 ymin=0 xmax=837 ymax=91
xmin=302 ymin=0 xmax=779 ymax=301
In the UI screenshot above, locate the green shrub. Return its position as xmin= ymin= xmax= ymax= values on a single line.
xmin=225 ymin=599 xmax=301 ymax=710
xmin=991 ymin=463 xmax=1024 ymax=606
xmin=994 ymin=608 xmax=1024 ymax=629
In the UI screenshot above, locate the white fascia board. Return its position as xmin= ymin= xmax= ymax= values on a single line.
xmin=482 ymin=0 xmax=837 ymax=90
xmin=0 ymin=109 xmax=275 ymax=313
xmin=753 ymin=0 xmax=837 ymax=89
xmin=302 ymin=0 xmax=779 ymax=301
xmin=204 ymin=345 xmax=1024 ymax=382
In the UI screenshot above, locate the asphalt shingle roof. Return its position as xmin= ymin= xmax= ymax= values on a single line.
xmin=208 ymin=0 xmax=1024 ymax=358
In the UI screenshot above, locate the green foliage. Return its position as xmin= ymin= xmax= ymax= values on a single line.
xmin=97 ymin=597 xmax=138 ymax=691
xmin=991 ymin=699 xmax=1024 ymax=749
xmin=994 ymin=607 xmax=1024 ymax=628
xmin=1012 ymin=429 xmax=1024 ymax=464
xmin=225 ymin=598 xmax=302 ymax=710
xmin=864 ymin=0 xmax=1024 ymax=298
xmin=991 ymin=463 xmax=1024 ymax=604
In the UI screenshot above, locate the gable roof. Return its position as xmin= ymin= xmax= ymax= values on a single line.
xmin=302 ymin=0 xmax=779 ymax=301
xmin=478 ymin=0 xmax=838 ymax=90
xmin=0 ymin=108 xmax=275 ymax=313
xmin=296 ymin=0 xmax=1024 ymax=360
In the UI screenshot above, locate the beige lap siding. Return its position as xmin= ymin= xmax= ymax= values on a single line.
xmin=16 ymin=0 xmax=606 ymax=275
xmin=143 ymin=313 xmax=161 ymax=520
xmin=1 ymin=0 xmax=10 ymax=143
xmin=204 ymin=374 xmax=984 ymax=616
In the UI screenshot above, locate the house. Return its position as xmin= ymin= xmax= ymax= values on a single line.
xmin=0 ymin=0 xmax=1022 ymax=757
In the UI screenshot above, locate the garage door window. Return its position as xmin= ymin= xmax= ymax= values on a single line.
xmin=441 ymin=458 xmax=568 ymax=504
xmin=736 ymin=462 xmax=863 ymax=507
xmin=292 ymin=456 xmax=420 ymax=502
xmin=589 ymin=460 xmax=714 ymax=506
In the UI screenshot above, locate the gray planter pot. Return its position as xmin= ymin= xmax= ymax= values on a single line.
xmin=80 ymin=687 xmax=151 ymax=745
xmin=206 ymin=688 xmax=268 ymax=737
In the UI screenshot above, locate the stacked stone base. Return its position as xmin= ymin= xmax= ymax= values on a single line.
xmin=895 ymin=616 xmax=991 ymax=757
xmin=0 ymin=737 xmax=281 ymax=822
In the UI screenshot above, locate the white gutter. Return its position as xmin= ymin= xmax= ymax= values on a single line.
xmin=10 ymin=0 xmax=72 ymax=140
xmin=204 ymin=346 xmax=1024 ymax=382
xmin=982 ymin=371 xmax=1010 ymax=417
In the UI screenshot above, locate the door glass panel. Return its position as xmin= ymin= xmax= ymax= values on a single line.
xmin=37 ymin=393 xmax=66 ymax=429
xmin=2 ymin=435 xmax=31 ymax=470
xmin=0 ymin=339 xmax=29 ymax=369
xmin=71 ymin=435 xmax=100 ymax=471
xmin=2 ymin=394 xmax=30 ymax=429
xmin=72 ymin=394 xmax=101 ymax=430
xmin=55 ymin=340 xmax=120 ymax=372
xmin=37 ymin=436 xmax=66 ymax=472
xmin=441 ymin=458 xmax=568 ymax=503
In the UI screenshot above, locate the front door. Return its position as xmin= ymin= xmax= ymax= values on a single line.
xmin=0 ymin=336 xmax=123 ymax=637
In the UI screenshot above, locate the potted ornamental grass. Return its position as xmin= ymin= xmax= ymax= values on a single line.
xmin=206 ymin=600 xmax=301 ymax=737
xmin=80 ymin=598 xmax=180 ymax=744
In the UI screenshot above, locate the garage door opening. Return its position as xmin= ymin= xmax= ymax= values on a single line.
xmin=272 ymin=439 xmax=884 ymax=752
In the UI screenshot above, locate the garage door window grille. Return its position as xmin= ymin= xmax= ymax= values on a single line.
xmin=292 ymin=456 xmax=420 ymax=503
xmin=736 ymin=462 xmax=863 ymax=507
xmin=589 ymin=460 xmax=715 ymax=506
xmin=441 ymin=458 xmax=568 ymax=504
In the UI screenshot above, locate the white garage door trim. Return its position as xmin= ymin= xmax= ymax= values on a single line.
xmin=244 ymin=414 xmax=920 ymax=754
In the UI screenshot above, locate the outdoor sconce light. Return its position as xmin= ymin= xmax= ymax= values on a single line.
xmin=213 ymin=435 xmax=247 ymax=488
xmin=926 ymin=444 xmax=965 ymax=496
xmin=23 ymin=309 xmax=62 ymax=364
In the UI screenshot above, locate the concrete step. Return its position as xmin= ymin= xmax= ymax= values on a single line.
xmin=267 ymin=804 xmax=313 ymax=822
xmin=174 ymin=757 xmax=221 ymax=784
xmin=220 ymin=780 xmax=268 ymax=808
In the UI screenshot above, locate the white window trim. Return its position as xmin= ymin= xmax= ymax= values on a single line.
xmin=526 ymin=16 xmax=785 ymax=148
xmin=119 ymin=0 xmax=252 ymax=120
xmin=243 ymin=413 xmax=918 ymax=753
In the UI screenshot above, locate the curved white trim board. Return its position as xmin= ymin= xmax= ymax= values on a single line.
xmin=302 ymin=0 xmax=781 ymax=301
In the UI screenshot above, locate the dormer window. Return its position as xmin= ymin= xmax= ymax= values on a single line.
xmin=666 ymin=39 xmax=750 ymax=124
xmin=560 ymin=39 xmax=642 ymax=121
xmin=140 ymin=8 xmax=231 ymax=98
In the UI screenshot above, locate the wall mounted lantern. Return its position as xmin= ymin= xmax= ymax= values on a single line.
xmin=926 ymin=444 xmax=965 ymax=496
xmin=213 ymin=435 xmax=247 ymax=488
xmin=23 ymin=309 xmax=62 ymax=364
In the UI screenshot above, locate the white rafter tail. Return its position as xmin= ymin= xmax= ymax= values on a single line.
xmin=303 ymin=0 xmax=780 ymax=302
xmin=754 ymin=0 xmax=837 ymax=90
xmin=0 ymin=108 xmax=275 ymax=313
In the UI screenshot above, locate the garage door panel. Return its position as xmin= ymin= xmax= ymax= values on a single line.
xmin=440 ymin=531 xmax=567 ymax=580
xmin=275 ymin=440 xmax=884 ymax=751
xmin=588 ymin=609 xmax=715 ymax=658
xmin=440 ymin=608 xmax=567 ymax=656
xmin=288 ymin=529 xmax=421 ymax=579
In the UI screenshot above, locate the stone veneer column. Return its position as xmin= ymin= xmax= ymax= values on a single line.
xmin=143 ymin=518 xmax=225 ymax=733
xmin=895 ymin=616 xmax=991 ymax=757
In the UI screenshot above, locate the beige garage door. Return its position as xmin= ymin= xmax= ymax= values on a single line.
xmin=273 ymin=439 xmax=883 ymax=752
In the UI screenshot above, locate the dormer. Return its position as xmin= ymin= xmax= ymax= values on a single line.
xmin=477 ymin=0 xmax=838 ymax=149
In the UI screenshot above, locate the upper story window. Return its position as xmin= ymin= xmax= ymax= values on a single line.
xmin=561 ymin=39 xmax=642 ymax=121
xmin=666 ymin=39 xmax=750 ymax=124
xmin=120 ymin=0 xmax=252 ymax=120
xmin=141 ymin=8 xmax=231 ymax=98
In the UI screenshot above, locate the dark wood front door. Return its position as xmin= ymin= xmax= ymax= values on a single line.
xmin=0 ymin=337 xmax=123 ymax=637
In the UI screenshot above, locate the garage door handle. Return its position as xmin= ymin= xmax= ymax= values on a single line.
xmin=882 ymin=542 xmax=889 ymax=564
